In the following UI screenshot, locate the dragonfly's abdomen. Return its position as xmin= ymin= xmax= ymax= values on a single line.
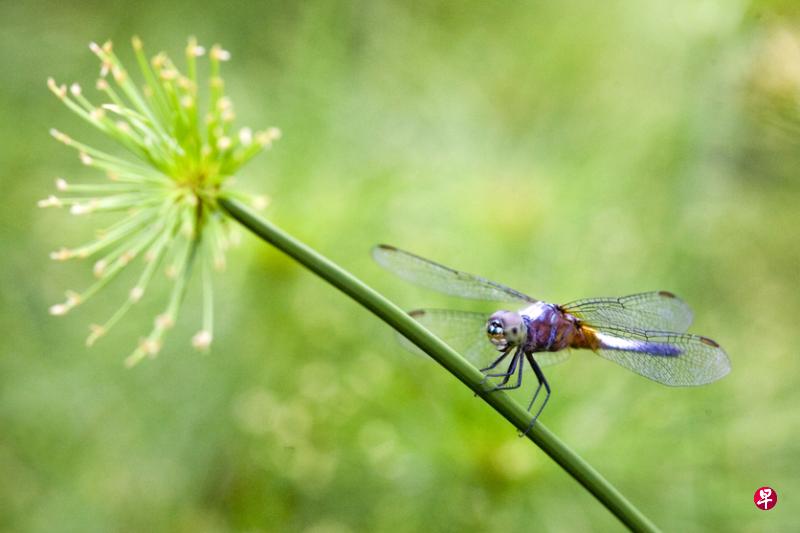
xmin=593 ymin=331 xmax=681 ymax=357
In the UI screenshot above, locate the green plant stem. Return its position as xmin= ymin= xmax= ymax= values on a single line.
xmin=221 ymin=197 xmax=659 ymax=533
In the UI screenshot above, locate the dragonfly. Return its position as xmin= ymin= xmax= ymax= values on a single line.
xmin=373 ymin=244 xmax=730 ymax=428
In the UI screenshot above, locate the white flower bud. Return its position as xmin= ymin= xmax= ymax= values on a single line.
xmin=50 ymin=129 xmax=71 ymax=144
xmin=155 ymin=314 xmax=174 ymax=329
xmin=140 ymin=338 xmax=161 ymax=356
xmin=112 ymin=67 xmax=126 ymax=83
xmin=192 ymin=330 xmax=213 ymax=350
xmin=86 ymin=324 xmax=105 ymax=346
xmin=217 ymin=97 xmax=232 ymax=112
xmin=210 ymin=45 xmax=231 ymax=61
xmin=93 ymin=260 xmax=107 ymax=277
xmin=217 ymin=136 xmax=232 ymax=150
xmin=256 ymin=127 xmax=282 ymax=146
xmin=49 ymin=303 xmax=69 ymax=316
xmin=38 ymin=195 xmax=62 ymax=208
xmin=130 ymin=287 xmax=144 ymax=302
xmin=47 ymin=78 xmax=67 ymax=99
xmin=252 ymin=195 xmax=270 ymax=210
xmin=70 ymin=203 xmax=91 ymax=215
xmin=49 ymin=248 xmax=71 ymax=261
xmin=239 ymin=127 xmax=252 ymax=146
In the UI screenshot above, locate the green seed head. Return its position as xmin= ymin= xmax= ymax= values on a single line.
xmin=42 ymin=37 xmax=278 ymax=366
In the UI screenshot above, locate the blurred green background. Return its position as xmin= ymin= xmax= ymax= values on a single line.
xmin=2 ymin=0 xmax=799 ymax=531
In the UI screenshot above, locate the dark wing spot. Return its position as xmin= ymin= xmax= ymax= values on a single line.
xmin=658 ymin=290 xmax=677 ymax=298
xmin=377 ymin=244 xmax=398 ymax=251
xmin=408 ymin=309 xmax=426 ymax=318
xmin=557 ymin=304 xmax=582 ymax=321
xmin=699 ymin=336 xmax=720 ymax=348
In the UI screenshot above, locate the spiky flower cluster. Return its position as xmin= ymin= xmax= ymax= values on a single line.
xmin=43 ymin=37 xmax=279 ymax=366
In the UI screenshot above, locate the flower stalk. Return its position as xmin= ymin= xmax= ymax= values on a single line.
xmin=219 ymin=197 xmax=660 ymax=533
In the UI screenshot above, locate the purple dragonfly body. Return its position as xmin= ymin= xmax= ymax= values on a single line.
xmin=373 ymin=245 xmax=730 ymax=427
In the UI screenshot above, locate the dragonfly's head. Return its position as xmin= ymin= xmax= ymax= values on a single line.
xmin=486 ymin=311 xmax=526 ymax=351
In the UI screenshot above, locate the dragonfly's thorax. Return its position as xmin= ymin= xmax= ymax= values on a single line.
xmin=521 ymin=302 xmax=581 ymax=353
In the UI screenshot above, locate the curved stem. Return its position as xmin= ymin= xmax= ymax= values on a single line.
xmin=220 ymin=197 xmax=659 ymax=533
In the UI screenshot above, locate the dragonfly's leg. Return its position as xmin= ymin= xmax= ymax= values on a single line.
xmin=481 ymin=348 xmax=516 ymax=382
xmin=476 ymin=349 xmax=515 ymax=395
xmin=487 ymin=350 xmax=520 ymax=386
xmin=526 ymin=377 xmax=543 ymax=412
xmin=492 ymin=350 xmax=525 ymax=391
xmin=480 ymin=347 xmax=512 ymax=373
xmin=520 ymin=353 xmax=551 ymax=436
xmin=484 ymin=351 xmax=518 ymax=378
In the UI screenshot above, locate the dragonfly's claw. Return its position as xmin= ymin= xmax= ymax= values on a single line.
xmin=484 ymin=370 xmax=515 ymax=379
xmin=490 ymin=382 xmax=522 ymax=392
xmin=518 ymin=410 xmax=544 ymax=437
xmin=518 ymin=424 xmax=535 ymax=438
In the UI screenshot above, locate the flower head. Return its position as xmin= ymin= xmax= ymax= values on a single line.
xmin=43 ymin=37 xmax=278 ymax=366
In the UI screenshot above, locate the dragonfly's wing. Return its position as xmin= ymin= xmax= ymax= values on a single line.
xmin=591 ymin=325 xmax=730 ymax=386
xmin=373 ymin=245 xmax=536 ymax=304
xmin=563 ymin=291 xmax=693 ymax=333
xmin=399 ymin=309 xmax=489 ymax=363
xmin=402 ymin=309 xmax=569 ymax=367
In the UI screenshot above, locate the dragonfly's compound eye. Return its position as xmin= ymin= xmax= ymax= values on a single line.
xmin=487 ymin=320 xmax=504 ymax=337
xmin=486 ymin=318 xmax=507 ymax=350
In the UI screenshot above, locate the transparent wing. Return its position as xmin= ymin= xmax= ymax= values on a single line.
xmin=401 ymin=309 xmax=569 ymax=367
xmin=591 ymin=325 xmax=730 ymax=386
xmin=373 ymin=245 xmax=536 ymax=304
xmin=563 ymin=291 xmax=693 ymax=333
